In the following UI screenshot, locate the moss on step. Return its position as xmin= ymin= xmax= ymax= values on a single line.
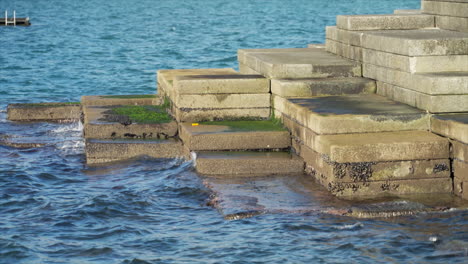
xmin=109 ymin=105 xmax=172 ymax=124
xmin=199 ymin=120 xmax=285 ymax=132
xmin=101 ymin=94 xmax=157 ymax=99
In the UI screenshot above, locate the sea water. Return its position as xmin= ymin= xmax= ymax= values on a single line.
xmin=1 ymin=0 xmax=467 ymax=263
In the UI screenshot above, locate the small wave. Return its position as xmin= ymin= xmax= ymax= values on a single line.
xmin=333 ymin=222 xmax=364 ymax=230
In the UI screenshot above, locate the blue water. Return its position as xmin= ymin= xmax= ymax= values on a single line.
xmin=2 ymin=0 xmax=468 ymax=263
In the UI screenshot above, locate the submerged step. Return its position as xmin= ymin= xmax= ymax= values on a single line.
xmin=337 ymin=14 xmax=435 ymax=31
xmin=7 ymin=103 xmax=81 ymax=122
xmin=83 ymin=105 xmax=177 ymax=139
xmin=271 ymin=77 xmax=375 ymax=97
xmin=274 ymin=94 xmax=429 ymax=135
xmin=179 ymin=121 xmax=290 ymax=151
xmin=85 ymin=138 xmax=184 ymax=164
xmin=196 ymin=151 xmax=304 ymax=176
xmin=237 ymin=48 xmax=361 ymax=79
xmin=81 ymin=94 xmax=160 ymax=106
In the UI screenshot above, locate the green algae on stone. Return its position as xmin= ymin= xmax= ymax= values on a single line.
xmin=111 ymin=105 xmax=172 ymax=124
xmin=199 ymin=120 xmax=285 ymax=132
xmin=101 ymin=94 xmax=157 ymax=99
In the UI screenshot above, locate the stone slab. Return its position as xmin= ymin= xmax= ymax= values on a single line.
xmin=279 ymin=113 xmax=321 ymax=151
xmin=363 ymin=48 xmax=468 ymax=73
xmin=337 ymin=14 xmax=435 ymax=31
xmin=238 ymin=63 xmax=262 ymax=75
xmin=376 ymin=82 xmax=468 ymax=113
xmin=452 ymin=140 xmax=468 ymax=161
xmin=422 ymin=1 xmax=468 ymax=18
xmin=394 ymin=9 xmax=422 ymax=15
xmin=454 ymin=159 xmax=468 ymax=181
xmin=361 ymin=29 xmax=468 ymax=56
xmin=307 ymin=44 xmax=326 ymax=49
xmin=314 ymin=131 xmax=449 ymax=163
xmin=299 ymin=143 xmax=450 ymax=183
xmin=454 ymin=177 xmax=468 ymax=200
xmin=238 ymin=48 xmax=362 ymax=79
xmin=85 ymin=138 xmax=184 ymax=164
xmin=325 ymin=39 xmax=363 ymax=61
xmin=81 ymin=95 xmax=160 ymax=106
xmin=431 ymin=114 xmax=468 ymax=143
xmin=174 ymin=107 xmax=270 ymax=122
xmin=157 ymin=68 xmax=238 ymax=98
xmin=195 ymin=151 xmax=304 ymax=176
xmin=173 ymin=74 xmax=269 ymax=94
xmin=325 ymin=26 xmax=366 ymax=47
xmin=273 ymin=94 xmax=429 ymax=135
xmin=179 ymin=122 xmax=290 ymax=151
xmin=363 ymin=63 xmax=468 ymax=95
xmin=271 ymin=77 xmax=375 ymax=97
xmin=436 ymin=15 xmax=468 ymax=32
xmin=7 ymin=103 xmax=81 ymax=122
xmin=174 ymin=93 xmax=270 ymax=109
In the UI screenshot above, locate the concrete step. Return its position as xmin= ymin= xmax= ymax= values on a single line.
xmin=237 ymin=48 xmax=361 ymax=79
xmin=83 ymin=106 xmax=178 ymax=139
xmin=394 ymin=9 xmax=422 ymax=15
xmin=81 ymin=95 xmax=160 ymax=106
xmin=174 ymin=93 xmax=270 ymax=109
xmin=195 ymin=151 xmax=304 ymax=176
xmin=431 ymin=114 xmax=468 ymax=144
xmin=173 ymin=74 xmax=268 ymax=94
xmin=85 ymin=138 xmax=185 ymax=164
xmin=336 ymin=14 xmax=434 ymax=31
xmin=422 ymin=0 xmax=468 ymax=18
xmin=435 ymin=15 xmax=468 ymax=33
xmin=173 ymin=107 xmax=271 ymax=123
xmin=273 ymin=94 xmax=429 ymax=135
xmin=363 ymin=64 xmax=468 ymax=95
xmin=361 ymin=29 xmax=468 ymax=56
xmin=7 ymin=103 xmax=81 ymax=122
xmin=271 ymin=77 xmax=375 ymax=97
xmin=325 ymin=39 xmax=363 ymax=62
xmin=156 ymin=68 xmax=238 ymax=98
xmin=179 ymin=121 xmax=290 ymax=151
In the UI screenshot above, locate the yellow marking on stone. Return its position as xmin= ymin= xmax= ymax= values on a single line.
xmin=192 ymin=123 xmax=199 ymax=126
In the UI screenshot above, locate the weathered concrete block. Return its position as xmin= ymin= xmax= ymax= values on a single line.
xmin=454 ymin=159 xmax=468 ymax=181
xmin=238 ymin=63 xmax=262 ymax=75
xmin=315 ymin=131 xmax=449 ymax=163
xmin=81 ymin=95 xmax=160 ymax=106
xmin=361 ymin=29 xmax=468 ymax=56
xmin=300 ymin=143 xmax=450 ymax=183
xmin=238 ymin=48 xmax=362 ymax=79
xmin=174 ymin=94 xmax=270 ymax=109
xmin=394 ymin=9 xmax=422 ymax=15
xmin=85 ymin=138 xmax=184 ymax=164
xmin=337 ymin=14 xmax=435 ymax=31
xmin=363 ymin=49 xmax=468 ymax=73
xmin=179 ymin=122 xmax=290 ymax=151
xmin=376 ymin=82 xmax=468 ymax=113
xmin=271 ymin=77 xmax=375 ymax=97
xmin=454 ymin=177 xmax=468 ymax=200
xmin=195 ymin=151 xmax=304 ymax=176
xmin=451 ymin=139 xmax=468 ymax=161
xmin=326 ymin=26 xmax=365 ymax=47
xmin=279 ymin=113 xmax=321 ymax=151
xmin=325 ymin=39 xmax=363 ymax=61
xmin=273 ymin=94 xmax=429 ymax=135
xmin=436 ymin=15 xmax=468 ymax=32
xmin=174 ymin=107 xmax=271 ymax=122
xmin=173 ymin=74 xmax=269 ymax=94
xmin=363 ymin=64 xmax=468 ymax=95
xmin=7 ymin=103 xmax=81 ymax=122
xmin=422 ymin=1 xmax=468 ymax=18
xmin=157 ymin=68 xmax=237 ymax=98
xmin=431 ymin=114 xmax=468 ymax=144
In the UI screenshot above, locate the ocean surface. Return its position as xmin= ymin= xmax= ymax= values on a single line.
xmin=1 ymin=0 xmax=468 ymax=263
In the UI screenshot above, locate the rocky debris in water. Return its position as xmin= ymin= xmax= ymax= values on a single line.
xmin=345 ymin=200 xmax=453 ymax=218
xmin=0 ymin=140 xmax=46 ymax=148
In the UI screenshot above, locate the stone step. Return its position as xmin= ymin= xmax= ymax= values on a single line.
xmin=436 ymin=15 xmax=468 ymax=33
xmin=363 ymin=63 xmax=468 ymax=95
xmin=325 ymin=26 xmax=365 ymax=47
xmin=85 ymin=138 xmax=185 ymax=164
xmin=174 ymin=93 xmax=270 ymax=109
xmin=361 ymin=29 xmax=468 ymax=56
xmin=179 ymin=121 xmax=290 ymax=151
xmin=394 ymin=9 xmax=422 ymax=15
xmin=237 ymin=48 xmax=361 ymax=79
xmin=307 ymin=43 xmax=326 ymax=49
xmin=156 ymin=68 xmax=238 ymax=98
xmin=83 ymin=105 xmax=178 ymax=139
xmin=195 ymin=151 xmax=304 ymax=176
xmin=325 ymin=39 xmax=363 ymax=61
xmin=336 ymin=14 xmax=435 ymax=31
xmin=7 ymin=103 xmax=81 ymax=122
xmin=81 ymin=95 xmax=160 ymax=106
xmin=376 ymin=82 xmax=468 ymax=113
xmin=173 ymin=74 xmax=269 ymax=94
xmin=271 ymin=77 xmax=375 ymax=97
xmin=173 ymin=107 xmax=271 ymax=123
xmin=422 ymin=0 xmax=468 ymax=18
xmin=431 ymin=114 xmax=468 ymax=144
xmin=273 ymin=94 xmax=429 ymax=135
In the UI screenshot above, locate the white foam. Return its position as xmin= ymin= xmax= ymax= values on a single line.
xmin=334 ymin=222 xmax=364 ymax=230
